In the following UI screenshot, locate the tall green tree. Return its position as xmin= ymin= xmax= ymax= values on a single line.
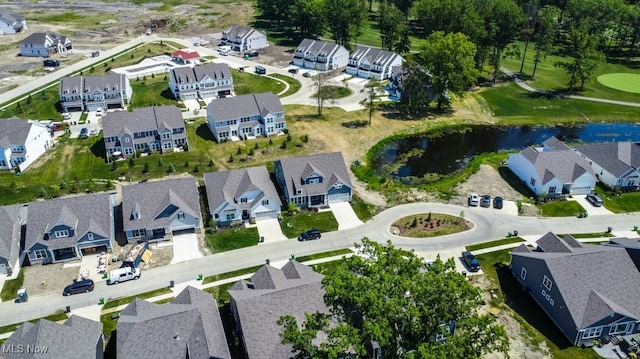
xmin=324 ymin=0 xmax=368 ymax=48
xmin=480 ymin=0 xmax=525 ymax=82
xmin=289 ymin=0 xmax=326 ymax=40
xmin=398 ymin=62 xmax=434 ymax=117
xmin=388 ymin=0 xmax=416 ymax=16
xmin=378 ymin=1 xmax=409 ymax=51
xmin=555 ymin=28 xmax=605 ymax=91
xmin=531 ymin=5 xmax=560 ymax=77
xmin=414 ymin=0 xmax=484 ymax=42
xmin=419 ymin=32 xmax=478 ymax=109
xmin=279 ymin=239 xmax=509 ymax=359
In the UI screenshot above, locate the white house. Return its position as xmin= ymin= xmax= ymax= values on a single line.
xmin=169 ymin=63 xmax=234 ymax=101
xmin=206 ymin=92 xmax=285 ymax=142
xmin=0 ymin=10 xmax=26 ymax=35
xmin=221 ymin=24 xmax=268 ymax=52
xmin=574 ymin=141 xmax=640 ymax=191
xmin=508 ymin=137 xmax=596 ymax=196
xmin=346 ymin=46 xmax=403 ymax=80
xmin=0 ymin=118 xmax=53 ymax=171
xmin=19 ymin=31 xmax=72 ymax=57
xmin=293 ymin=39 xmax=349 ymax=71
xmin=204 ymin=166 xmax=282 ymax=225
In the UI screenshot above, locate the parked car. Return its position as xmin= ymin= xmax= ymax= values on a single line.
xmin=95 ymin=108 xmax=104 ymax=117
xmin=462 ymin=251 xmax=480 ymax=272
xmin=63 ymin=279 xmax=94 ymax=296
xmin=50 ymin=122 xmax=66 ymax=131
xmin=302 ymin=71 xmax=311 ymax=78
xmin=244 ymin=51 xmax=259 ymax=58
xmin=468 ymin=193 xmax=479 ymax=207
xmin=493 ymin=196 xmax=504 ymax=209
xmin=89 ymin=128 xmax=98 ymax=136
xmin=481 ymin=194 xmax=492 ymax=208
xmin=107 ymin=267 xmax=140 ymax=285
xmin=43 ymin=59 xmax=60 ymax=67
xmin=255 ymin=66 xmax=266 ymax=75
xmin=586 ymin=193 xmax=603 ymax=207
xmin=288 ymin=68 xmax=299 ymax=74
xmin=298 ymin=229 xmax=321 ymax=241
xmin=62 ymin=112 xmax=71 ymax=120
xmin=80 ymin=128 xmax=88 ymax=138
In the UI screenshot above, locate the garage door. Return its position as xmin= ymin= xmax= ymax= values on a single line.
xmin=254 ymin=210 xmax=278 ymax=219
xmin=81 ymin=245 xmax=107 ymax=255
xmin=172 ymin=228 xmax=196 ymax=236
xmin=328 ymin=193 xmax=350 ymax=203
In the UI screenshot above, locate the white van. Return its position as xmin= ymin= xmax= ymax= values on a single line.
xmin=108 ymin=267 xmax=140 ymax=285
xmin=218 ymin=46 xmax=231 ymax=56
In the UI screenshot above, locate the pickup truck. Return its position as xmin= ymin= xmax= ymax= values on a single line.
xmin=108 ymin=267 xmax=141 ymax=285
xmin=43 ymin=59 xmax=60 ymax=67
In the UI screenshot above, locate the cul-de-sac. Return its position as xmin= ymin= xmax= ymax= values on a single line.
xmin=1 ymin=1 xmax=640 ymax=358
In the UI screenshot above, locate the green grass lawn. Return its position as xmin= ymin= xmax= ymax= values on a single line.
xmin=475 ymin=250 xmax=602 ymax=359
xmin=281 ymin=211 xmax=339 ymax=239
xmin=202 ymin=282 xmax=235 ymax=306
xmin=0 ymin=270 xmax=24 ymax=302
xmin=295 ymin=249 xmax=353 ymax=262
xmin=102 ymin=287 xmax=173 ymax=309
xmin=350 ymin=195 xmax=377 ymax=222
xmin=202 ymin=265 xmax=263 ymax=285
xmin=233 ymin=69 xmax=286 ymax=96
xmin=466 ymin=237 xmax=524 ymax=252
xmin=100 ymin=311 xmax=119 ymax=344
xmin=539 ymin=200 xmax=584 ymax=217
xmin=130 ymin=76 xmax=180 ymax=108
xmin=501 ymin=41 xmax=640 ymax=103
xmin=557 ymin=232 xmax=614 ymax=239
xmin=204 ymin=227 xmax=259 ymax=253
xmin=480 ymin=83 xmax=640 ymax=124
xmin=597 ymin=73 xmax=640 ymax=94
xmin=270 ymin=73 xmax=302 ymax=97
xmin=594 ymin=188 xmax=640 ymax=213
xmin=316 ymin=86 xmax=352 ymax=99
xmin=0 ymin=311 xmax=67 ymax=335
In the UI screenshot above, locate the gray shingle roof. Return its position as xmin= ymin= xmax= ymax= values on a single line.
xmin=0 ymin=10 xmax=24 ymax=24
xmin=117 ymin=286 xmax=230 ymax=359
xmin=274 ymin=152 xmax=352 ymax=199
xmin=19 ymin=31 xmax=68 ymax=46
xmin=228 ymin=261 xmax=327 ymax=359
xmin=536 ymin=232 xmax=581 ymax=252
xmin=207 ymin=92 xmax=283 ymax=122
xmin=223 ymin=24 xmax=261 ymax=40
xmin=295 ymin=39 xmax=345 ymax=58
xmin=512 ymin=235 xmax=640 ymax=329
xmin=102 ymin=105 xmax=183 ymax=138
xmin=0 ymin=204 xmax=26 ymax=269
xmin=121 ymin=176 xmax=200 ymax=232
xmin=0 ymin=118 xmax=38 ymax=148
xmin=24 ymin=193 xmax=114 ymax=251
xmin=575 ymin=141 xmax=640 ymax=177
xmin=2 ymin=315 xmax=102 ymax=359
xmin=204 ymin=166 xmax=281 ymax=214
xmin=520 ymin=138 xmax=595 ymax=185
xmin=349 ymin=45 xmax=403 ymax=67
xmin=170 ymin=63 xmax=231 ymax=85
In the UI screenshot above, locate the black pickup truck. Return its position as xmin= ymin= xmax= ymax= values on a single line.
xmin=43 ymin=59 xmax=60 ymax=67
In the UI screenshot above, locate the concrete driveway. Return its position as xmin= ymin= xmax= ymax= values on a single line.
xmin=414 ymin=246 xmax=483 ymax=276
xmin=183 ymin=99 xmax=200 ymax=112
xmin=170 ymin=232 xmax=203 ymax=264
xmin=572 ymin=195 xmax=614 ymax=216
xmin=329 ymin=201 xmax=364 ymax=230
xmin=256 ymin=217 xmax=289 ymax=244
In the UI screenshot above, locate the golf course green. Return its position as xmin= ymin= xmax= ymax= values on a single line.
xmin=597 ymin=73 xmax=640 ymax=94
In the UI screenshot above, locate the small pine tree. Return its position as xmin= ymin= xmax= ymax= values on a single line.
xmin=208 ymin=159 xmax=214 ymax=167
xmin=184 ymin=160 xmax=190 ymax=167
xmin=427 ymin=211 xmax=432 ymax=221
xmin=411 ymin=217 xmax=418 ymax=227
xmin=151 ymin=73 xmax=155 ymax=78
xmin=301 ymin=134 xmax=309 ymax=143
xmin=90 ymin=66 xmax=95 ymax=73
xmin=111 ymin=161 xmax=118 ymax=171
xmin=142 ymin=162 xmax=150 ymax=173
xmin=131 ymin=53 xmax=134 ymax=59
xmin=236 ymin=147 xmax=242 ymax=155
xmin=38 ymin=187 xmax=47 ymax=197
xmin=9 ymin=181 xmax=18 ymax=191
xmin=280 ymin=140 xmax=288 ymax=149
xmin=286 ymin=134 xmax=292 ymax=142
xmin=59 ymin=180 xmax=67 ymax=190
xmin=254 ymin=142 xmax=259 ymax=149
xmin=111 ymin=57 xmax=114 ymax=62
xmin=167 ymin=163 xmax=175 ymax=173
xmin=228 ymin=154 xmax=234 ymax=162
xmin=158 ymin=158 xmax=165 ymax=167
xmin=129 ymin=158 xmax=135 ymax=167
xmin=193 ymin=165 xmax=200 ymax=173
xmin=268 ymin=139 xmax=273 ymax=146
xmin=248 ymin=148 xmax=254 ymax=156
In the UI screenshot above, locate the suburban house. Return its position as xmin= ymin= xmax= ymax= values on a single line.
xmin=117 ymin=286 xmax=231 ymax=359
xmin=220 ymin=24 xmax=268 ymax=52
xmin=24 ymin=192 xmax=117 ymax=265
xmin=0 ymin=10 xmax=26 ymax=35
xmin=387 ymin=64 xmax=434 ymax=101
xmin=0 ymin=118 xmax=53 ymax=171
xmin=228 ymin=261 xmax=329 ymax=359
xmin=346 ymin=45 xmax=403 ymax=80
xmin=59 ymin=73 xmax=132 ymax=112
xmin=0 ymin=204 xmax=27 ymax=276
xmin=102 ymin=105 xmax=187 ymax=160
xmin=293 ymin=39 xmax=349 ymax=71
xmin=3 ymin=315 xmax=104 ymax=359
xmin=171 ymin=49 xmax=201 ymax=65
xmin=274 ymin=152 xmax=353 ymax=208
xmin=204 ymin=166 xmax=282 ymax=225
xmin=604 ymin=237 xmax=640 ymax=271
xmin=169 ymin=63 xmax=234 ymax=101
xmin=574 ymin=141 xmax=640 ymax=191
xmin=510 ymin=232 xmax=640 ymax=346
xmin=508 ymin=136 xmax=596 ymax=196
xmin=121 ymin=176 xmax=201 ymax=243
xmin=206 ymin=92 xmax=285 ymax=142
xmin=19 ymin=31 xmax=72 ymax=57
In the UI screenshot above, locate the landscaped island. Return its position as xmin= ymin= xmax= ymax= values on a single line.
xmin=391 ymin=212 xmax=472 ymax=237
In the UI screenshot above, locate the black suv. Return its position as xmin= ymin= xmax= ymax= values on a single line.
xmin=63 ymin=279 xmax=94 ymax=296
xmin=298 ymin=229 xmax=321 ymax=241
xmin=462 ymin=251 xmax=481 ymax=272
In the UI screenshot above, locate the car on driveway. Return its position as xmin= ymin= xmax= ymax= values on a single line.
xmin=468 ymin=193 xmax=479 ymax=207
xmin=63 ymin=279 xmax=94 ymax=296
xmin=462 ymin=251 xmax=480 ymax=272
xmin=302 ymin=71 xmax=312 ymax=78
xmin=586 ymin=193 xmax=603 ymax=207
xmin=89 ymin=128 xmax=99 ymax=136
xmin=255 ymin=66 xmax=266 ymax=75
xmin=493 ymin=196 xmax=504 ymax=209
xmin=480 ymin=194 xmax=491 ymax=207
xmin=80 ymin=127 xmax=88 ymax=138
xmin=298 ymin=229 xmax=321 ymax=241
xmin=288 ymin=68 xmax=298 ymax=74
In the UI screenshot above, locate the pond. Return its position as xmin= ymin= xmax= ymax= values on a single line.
xmin=372 ymin=123 xmax=640 ymax=178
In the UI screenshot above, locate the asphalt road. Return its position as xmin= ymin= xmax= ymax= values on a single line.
xmin=1 ymin=201 xmax=638 ymax=326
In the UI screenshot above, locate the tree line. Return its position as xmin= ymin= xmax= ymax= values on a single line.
xmin=256 ymin=0 xmax=640 ymax=116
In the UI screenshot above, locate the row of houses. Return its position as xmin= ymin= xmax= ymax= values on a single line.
xmin=2 ymin=259 xmax=327 ymax=359
xmin=0 ymin=9 xmax=26 ymax=35
xmin=0 ymin=152 xmax=352 ymax=273
xmin=508 ymin=136 xmax=640 ymax=196
xmin=292 ymin=39 xmax=404 ymax=80
xmin=510 ymin=232 xmax=640 ymax=346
